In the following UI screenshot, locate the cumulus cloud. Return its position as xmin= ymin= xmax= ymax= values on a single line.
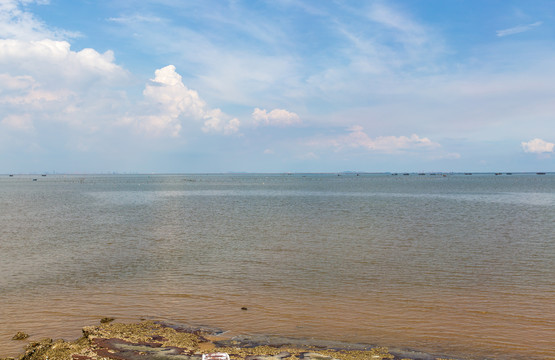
xmin=521 ymin=138 xmax=554 ymax=154
xmin=0 ymin=39 xmax=124 ymax=82
xmin=0 ymin=1 xmax=125 ymax=92
xmin=252 ymin=108 xmax=300 ymax=126
xmin=0 ymin=39 xmax=127 ymax=134
xmin=129 ymin=65 xmax=240 ymax=137
xmin=329 ymin=125 xmax=440 ymax=153
xmin=496 ymin=21 xmax=542 ymax=37
xmin=202 ymin=109 xmax=241 ymax=134
xmin=0 ymin=0 xmax=135 ymax=159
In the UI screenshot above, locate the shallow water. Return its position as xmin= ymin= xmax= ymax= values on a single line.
xmin=0 ymin=174 xmax=554 ymax=359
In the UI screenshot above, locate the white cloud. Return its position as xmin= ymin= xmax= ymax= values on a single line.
xmin=252 ymin=108 xmax=300 ymax=126
xmin=521 ymin=138 xmax=554 ymax=154
xmin=0 ymin=39 xmax=127 ymax=135
xmin=0 ymin=39 xmax=124 ymax=81
xmin=496 ymin=21 xmax=542 ymax=37
xmin=315 ymin=125 xmax=440 ymax=153
xmin=341 ymin=125 xmax=439 ymax=152
xmin=144 ymin=65 xmax=207 ymax=120
xmin=130 ymin=65 xmax=240 ymax=137
xmin=202 ymin=108 xmax=240 ymax=135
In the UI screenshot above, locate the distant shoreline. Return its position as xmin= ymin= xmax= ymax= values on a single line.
xmin=2 ymin=171 xmax=553 ymax=176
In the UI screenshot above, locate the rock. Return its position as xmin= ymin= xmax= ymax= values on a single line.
xmin=100 ymin=317 xmax=115 ymax=324
xmin=299 ymin=352 xmax=337 ymax=360
xmin=11 ymin=332 xmax=29 ymax=340
xmin=241 ymin=307 xmax=248 ymax=311
xmin=246 ymin=351 xmax=292 ymax=360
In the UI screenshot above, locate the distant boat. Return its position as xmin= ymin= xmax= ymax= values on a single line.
xmin=32 ymin=178 xmax=37 ymax=181
xmin=418 ymin=173 xmax=426 ymax=175
xmin=464 ymin=173 xmax=472 ymax=175
xmin=495 ymin=173 xmax=502 ymax=175
xmin=9 ymin=174 xmax=13 ymax=177
xmin=537 ymin=172 xmax=546 ymax=175
xmin=403 ymin=173 xmax=410 ymax=176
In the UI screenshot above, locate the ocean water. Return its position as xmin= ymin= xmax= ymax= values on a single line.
xmin=0 ymin=173 xmax=554 ymax=359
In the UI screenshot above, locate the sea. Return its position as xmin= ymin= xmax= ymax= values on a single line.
xmin=0 ymin=173 xmax=553 ymax=359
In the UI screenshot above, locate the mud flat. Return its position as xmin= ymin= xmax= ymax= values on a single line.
xmin=2 ymin=320 xmax=458 ymax=360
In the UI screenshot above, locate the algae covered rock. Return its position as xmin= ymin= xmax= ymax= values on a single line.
xmin=11 ymin=337 xmax=92 ymax=360
xmin=11 ymin=332 xmax=29 ymax=341
xmin=4 ymin=320 xmax=405 ymax=360
xmin=83 ymin=320 xmax=203 ymax=349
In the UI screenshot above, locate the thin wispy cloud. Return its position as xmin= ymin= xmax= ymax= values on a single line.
xmin=0 ymin=0 xmax=79 ymax=40
xmin=107 ymin=14 xmax=164 ymax=24
xmin=367 ymin=2 xmax=428 ymax=46
xmin=496 ymin=21 xmax=542 ymax=37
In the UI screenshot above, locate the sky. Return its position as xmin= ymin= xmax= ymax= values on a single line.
xmin=1 ymin=0 xmax=554 ymax=173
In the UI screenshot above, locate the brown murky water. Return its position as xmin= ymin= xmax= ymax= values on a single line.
xmin=1 ymin=174 xmax=554 ymax=359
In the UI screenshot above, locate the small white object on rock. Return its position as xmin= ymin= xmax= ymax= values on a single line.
xmin=203 ymin=353 xmax=230 ymax=360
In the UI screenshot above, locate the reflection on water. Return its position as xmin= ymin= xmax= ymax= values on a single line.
xmin=0 ymin=174 xmax=554 ymax=359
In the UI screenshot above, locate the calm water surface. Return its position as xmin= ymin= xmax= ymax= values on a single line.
xmin=0 ymin=174 xmax=554 ymax=359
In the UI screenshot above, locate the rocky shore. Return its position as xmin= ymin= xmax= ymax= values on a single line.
xmin=3 ymin=320 xmax=456 ymax=360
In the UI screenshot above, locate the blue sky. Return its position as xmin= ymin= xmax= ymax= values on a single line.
xmin=1 ymin=0 xmax=554 ymax=173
